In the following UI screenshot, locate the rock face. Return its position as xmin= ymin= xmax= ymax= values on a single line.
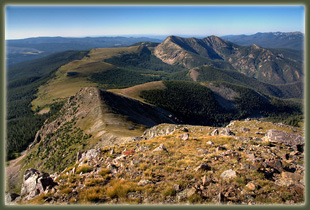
xmin=264 ymin=129 xmax=304 ymax=151
xmin=21 ymin=169 xmax=57 ymax=200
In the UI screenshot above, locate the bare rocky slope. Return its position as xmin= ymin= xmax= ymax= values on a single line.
xmin=7 ymin=119 xmax=304 ymax=205
xmin=154 ymin=35 xmax=303 ymax=84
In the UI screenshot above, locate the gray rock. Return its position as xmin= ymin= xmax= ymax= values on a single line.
xmin=78 ymin=149 xmax=101 ymax=164
xmin=211 ymin=129 xmax=219 ymax=136
xmin=262 ymin=158 xmax=284 ymax=172
xmin=138 ymin=179 xmax=153 ymax=186
xmin=264 ymin=129 xmax=304 ymax=151
xmin=173 ymin=184 xmax=181 ymax=192
xmin=207 ymin=141 xmax=214 ymax=145
xmin=176 ymin=188 xmax=196 ymax=201
xmin=216 ymin=146 xmax=227 ymax=152
xmin=153 ymin=144 xmax=167 ymax=152
xmin=195 ymin=164 xmax=211 ymax=171
xmin=107 ymin=164 xmax=118 ymax=174
xmin=202 ymin=175 xmax=212 ymax=186
xmin=241 ymin=164 xmax=258 ymax=171
xmin=220 ymin=128 xmax=235 ymax=136
xmin=197 ymin=148 xmax=208 ymax=154
xmin=179 ymin=133 xmax=189 ymax=140
xmin=220 ymin=169 xmax=237 ymax=179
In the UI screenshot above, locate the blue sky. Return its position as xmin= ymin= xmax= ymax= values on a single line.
xmin=5 ymin=5 xmax=305 ymax=39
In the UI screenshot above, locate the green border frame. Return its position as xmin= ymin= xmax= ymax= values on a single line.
xmin=0 ymin=1 xmax=308 ymax=210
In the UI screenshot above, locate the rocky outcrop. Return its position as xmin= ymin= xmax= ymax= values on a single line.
xmin=21 ymin=169 xmax=57 ymax=200
xmin=263 ymin=129 xmax=304 ymax=151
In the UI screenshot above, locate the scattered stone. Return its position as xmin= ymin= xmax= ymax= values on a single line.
xmin=136 ymin=145 xmax=149 ymax=152
xmin=262 ymin=158 xmax=284 ymax=172
xmin=246 ymin=182 xmax=257 ymax=191
xmin=241 ymin=127 xmax=250 ymax=132
xmin=220 ymin=169 xmax=237 ymax=179
xmin=107 ymin=164 xmax=118 ymax=174
xmin=245 ymin=118 xmax=251 ymax=121
xmin=195 ymin=164 xmax=211 ymax=172
xmin=153 ymin=144 xmax=167 ymax=152
xmin=180 ymin=127 xmax=189 ymax=132
xmin=241 ymin=164 xmax=258 ymax=171
xmin=218 ymin=192 xmax=226 ymax=203
xmin=211 ymin=129 xmax=219 ymax=136
xmin=176 ymin=188 xmax=196 ymax=201
xmin=216 ymin=146 xmax=227 ymax=152
xmin=197 ymin=148 xmax=208 ymax=154
xmin=207 ymin=141 xmax=214 ymax=145
xmin=220 ymin=128 xmax=235 ymax=136
xmin=202 ymin=175 xmax=212 ymax=186
xmin=179 ymin=133 xmax=189 ymax=141
xmin=138 ymin=179 xmax=153 ymax=186
xmin=173 ymin=184 xmax=180 ymax=192
xmin=281 ymin=171 xmax=303 ymax=182
xmin=78 ymin=149 xmax=101 ymax=165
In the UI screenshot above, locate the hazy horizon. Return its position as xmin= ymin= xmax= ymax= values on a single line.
xmin=4 ymin=31 xmax=305 ymax=41
xmin=5 ymin=5 xmax=305 ymax=40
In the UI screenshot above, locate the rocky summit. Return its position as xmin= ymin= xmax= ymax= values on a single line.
xmin=10 ymin=119 xmax=304 ymax=205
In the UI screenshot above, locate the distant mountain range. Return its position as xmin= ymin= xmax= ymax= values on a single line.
xmin=221 ymin=32 xmax=304 ymax=50
xmin=5 ymin=36 xmax=162 ymax=65
xmin=5 ymin=32 xmax=303 ymax=65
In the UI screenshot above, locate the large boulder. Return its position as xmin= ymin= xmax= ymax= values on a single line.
xmin=264 ymin=129 xmax=304 ymax=151
xmin=21 ymin=169 xmax=57 ymax=200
